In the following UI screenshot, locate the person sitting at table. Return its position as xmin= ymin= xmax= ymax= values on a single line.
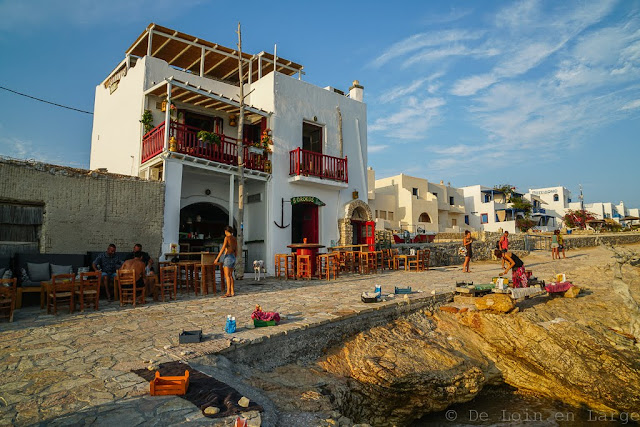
xmin=214 ymin=226 xmax=237 ymax=298
xmin=494 ymin=249 xmax=528 ymax=288
xmin=92 ymin=243 xmax=122 ymax=300
xmin=124 ymin=243 xmax=153 ymax=272
xmin=120 ymin=251 xmax=147 ymax=290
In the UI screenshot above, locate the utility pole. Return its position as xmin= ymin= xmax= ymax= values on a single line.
xmin=235 ymin=22 xmax=245 ymax=280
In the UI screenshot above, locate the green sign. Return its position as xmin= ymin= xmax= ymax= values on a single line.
xmin=290 ymin=196 xmax=326 ymax=206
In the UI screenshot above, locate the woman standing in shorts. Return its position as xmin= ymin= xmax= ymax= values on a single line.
xmin=462 ymin=230 xmax=473 ymax=273
xmin=551 ymin=230 xmax=560 ymax=259
xmin=215 ymin=226 xmax=237 ymax=297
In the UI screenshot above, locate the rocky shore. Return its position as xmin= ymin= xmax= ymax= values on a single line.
xmin=246 ymin=244 xmax=640 ymax=426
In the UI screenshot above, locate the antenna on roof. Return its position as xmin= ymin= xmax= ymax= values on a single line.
xmin=274 ymin=44 xmax=278 ymax=73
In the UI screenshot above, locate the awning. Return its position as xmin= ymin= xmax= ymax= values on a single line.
xmin=291 ymin=196 xmax=325 ymax=206
xmin=144 ymin=78 xmax=271 ymax=122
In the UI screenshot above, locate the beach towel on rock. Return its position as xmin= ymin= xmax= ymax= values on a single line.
xmin=545 ymin=282 xmax=572 ymax=293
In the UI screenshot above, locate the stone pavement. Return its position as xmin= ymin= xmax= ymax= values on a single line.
xmin=0 ymin=249 xmax=599 ymax=425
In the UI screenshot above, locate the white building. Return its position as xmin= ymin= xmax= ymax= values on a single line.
xmin=527 ymin=186 xmax=573 ymax=230
xmin=461 ymin=185 xmax=525 ymax=233
xmin=367 ymin=169 xmax=468 ymax=238
xmin=427 ymin=181 xmax=467 ymax=233
xmin=90 ymin=24 xmax=371 ymax=271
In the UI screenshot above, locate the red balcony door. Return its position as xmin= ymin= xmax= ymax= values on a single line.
xmin=291 ymin=203 xmax=319 ymax=244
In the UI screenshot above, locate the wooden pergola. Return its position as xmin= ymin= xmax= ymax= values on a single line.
xmin=123 ymin=23 xmax=304 ymax=85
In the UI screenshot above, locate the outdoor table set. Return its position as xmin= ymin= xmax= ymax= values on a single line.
xmin=274 ymin=246 xmax=431 ymax=280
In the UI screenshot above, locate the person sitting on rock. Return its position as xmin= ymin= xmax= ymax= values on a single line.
xmin=494 ymin=249 xmax=528 ymax=288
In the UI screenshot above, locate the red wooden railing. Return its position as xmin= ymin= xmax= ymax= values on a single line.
xmin=141 ymin=122 xmax=267 ymax=172
xmin=141 ymin=122 xmax=165 ymax=163
xmin=289 ymin=148 xmax=348 ymax=183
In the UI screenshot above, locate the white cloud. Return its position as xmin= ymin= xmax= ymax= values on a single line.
xmin=451 ymin=74 xmax=497 ymax=96
xmin=370 ymin=97 xmax=445 ymax=139
xmin=378 ymin=72 xmax=443 ymax=103
xmin=368 ymin=144 xmax=389 ymax=153
xmin=371 ymin=30 xmax=484 ymax=68
xmin=620 ymin=99 xmax=640 ymax=111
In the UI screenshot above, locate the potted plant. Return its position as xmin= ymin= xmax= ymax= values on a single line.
xmin=140 ymin=110 xmax=154 ymax=135
xmin=197 ymin=131 xmax=221 ymax=147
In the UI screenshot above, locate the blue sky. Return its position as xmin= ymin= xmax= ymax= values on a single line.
xmin=1 ymin=0 xmax=639 ymax=207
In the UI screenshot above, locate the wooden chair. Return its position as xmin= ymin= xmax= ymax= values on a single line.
xmin=374 ymin=251 xmax=385 ymax=271
xmin=274 ymin=254 xmax=287 ymax=279
xmin=386 ymin=249 xmax=399 ymax=270
xmin=0 ymin=278 xmax=17 ymax=322
xmin=118 ymin=269 xmax=145 ymax=307
xmin=296 ymin=255 xmax=312 ymax=280
xmin=47 ymin=274 xmax=75 ymax=315
xmin=359 ymin=252 xmax=376 ymax=274
xmin=420 ymin=249 xmax=431 ymax=271
xmin=407 ymin=254 xmax=420 ymax=272
xmin=344 ymin=251 xmax=358 ymax=273
xmin=317 ymin=254 xmax=338 ymax=280
xmin=155 ymin=266 xmax=177 ymax=302
xmin=76 ymin=271 xmax=101 ymax=311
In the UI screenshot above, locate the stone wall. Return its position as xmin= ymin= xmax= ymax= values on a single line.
xmin=392 ymin=233 xmax=640 ymax=267
xmin=0 ymin=158 xmax=165 ymax=257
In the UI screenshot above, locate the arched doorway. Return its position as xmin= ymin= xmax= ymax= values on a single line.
xmin=339 ymin=200 xmax=373 ymax=246
xmin=350 ymin=206 xmax=369 ymax=245
xmin=179 ymin=202 xmax=235 ymax=251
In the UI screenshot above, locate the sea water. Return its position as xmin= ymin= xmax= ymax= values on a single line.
xmin=415 ymin=385 xmax=635 ymax=426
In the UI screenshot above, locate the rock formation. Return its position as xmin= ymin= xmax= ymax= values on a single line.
xmin=316 ymin=248 xmax=640 ymax=426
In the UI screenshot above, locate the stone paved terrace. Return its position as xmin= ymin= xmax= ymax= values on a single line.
xmin=0 ymin=246 xmax=618 ymax=426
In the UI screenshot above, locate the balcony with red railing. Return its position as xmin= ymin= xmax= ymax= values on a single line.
xmin=141 ymin=121 xmax=269 ymax=172
xmin=289 ymin=147 xmax=348 ymax=183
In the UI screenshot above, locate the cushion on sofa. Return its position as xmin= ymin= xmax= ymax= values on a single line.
xmin=1 ymin=269 xmax=11 ymax=279
xmin=27 ymin=262 xmax=51 ymax=282
xmin=51 ymin=264 xmax=73 ymax=276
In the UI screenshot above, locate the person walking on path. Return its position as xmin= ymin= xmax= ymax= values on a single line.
xmin=499 ymin=231 xmax=509 ymax=268
xmin=557 ymin=231 xmax=566 ymax=259
xmin=215 ymin=226 xmax=238 ymax=298
xmin=551 ymin=230 xmax=560 ymax=259
xmin=462 ymin=230 xmax=473 ymax=273
xmin=494 ymin=249 xmax=528 ymax=288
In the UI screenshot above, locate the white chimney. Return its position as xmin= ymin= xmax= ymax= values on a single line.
xmin=349 ymin=80 xmax=364 ymax=102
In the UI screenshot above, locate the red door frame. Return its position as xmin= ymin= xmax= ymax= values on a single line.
xmin=365 ymin=221 xmax=375 ymax=251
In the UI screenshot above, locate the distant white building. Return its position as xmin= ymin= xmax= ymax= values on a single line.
xmin=367 ymin=169 xmax=469 ymax=238
xmin=461 ymin=185 xmax=525 ymax=233
xmin=527 ymin=186 xmax=573 ymax=230
xmin=90 ymin=23 xmax=370 ymax=270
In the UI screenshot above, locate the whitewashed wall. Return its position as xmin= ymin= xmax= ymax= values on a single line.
xmin=248 ymin=72 xmax=368 ymax=271
xmin=90 ymin=59 xmax=146 ymax=175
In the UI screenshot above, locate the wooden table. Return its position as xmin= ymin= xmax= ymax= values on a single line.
xmin=287 ymin=243 xmax=325 ymax=275
xmin=327 ymin=244 xmax=370 ymax=252
xmin=394 ymin=254 xmax=417 ymax=271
